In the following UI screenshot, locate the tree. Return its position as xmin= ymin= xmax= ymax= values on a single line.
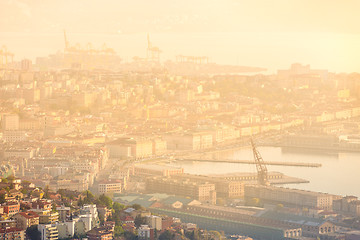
xmin=26 ymin=225 xmax=41 ymax=240
xmin=7 ymin=175 xmax=15 ymax=181
xmin=98 ymin=194 xmax=113 ymax=209
xmin=159 ymin=230 xmax=174 ymax=240
xmin=0 ymin=194 xmax=5 ymax=204
xmin=113 ymin=202 xmax=125 ymax=212
xmin=52 ymin=203 xmax=58 ymax=212
xmin=83 ymin=190 xmax=95 ymax=204
xmin=44 ymin=185 xmax=50 ymax=199
xmin=114 ymin=226 xmax=124 ymax=237
xmin=77 ymin=198 xmax=83 ymax=207
xmin=21 ymin=188 xmax=28 ymax=195
xmin=131 ymin=204 xmax=142 ymax=210
xmin=209 ymin=231 xmax=221 ymax=240
xmin=134 ymin=215 xmax=146 ymax=228
xmin=123 ymin=231 xmax=137 ymax=240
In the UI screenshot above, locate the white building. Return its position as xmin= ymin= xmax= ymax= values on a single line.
xmin=38 ymin=224 xmax=59 ymax=240
xmin=146 ymin=215 xmax=162 ymax=231
xmin=138 ymin=225 xmax=151 ymax=239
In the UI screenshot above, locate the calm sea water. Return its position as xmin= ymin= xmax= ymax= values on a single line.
xmin=170 ymin=147 xmax=360 ymax=197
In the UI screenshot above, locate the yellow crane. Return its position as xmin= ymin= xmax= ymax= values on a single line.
xmin=251 ymin=139 xmax=270 ymax=186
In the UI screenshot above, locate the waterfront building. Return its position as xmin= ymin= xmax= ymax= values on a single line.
xmin=171 ymin=174 xmax=244 ymax=198
xmin=134 ymin=164 xmax=184 ymax=177
xmin=333 ymin=196 xmax=360 ymax=217
xmin=245 ymin=185 xmax=333 ymax=210
xmin=146 ymin=176 xmax=216 ymax=204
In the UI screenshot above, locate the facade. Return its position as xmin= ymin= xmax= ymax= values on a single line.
xmin=3 ymin=148 xmax=35 ymax=159
xmin=87 ymin=227 xmax=113 ymax=240
xmin=3 ymin=202 xmax=20 ymax=216
xmin=1 ymin=114 xmax=19 ymax=131
xmin=0 ymin=227 xmax=25 ymax=240
xmin=98 ymin=180 xmax=122 ymax=194
xmin=171 ymin=174 xmax=244 ymax=199
xmin=38 ymin=224 xmax=59 ymax=240
xmin=259 ymin=211 xmax=337 ymax=238
xmin=13 ymin=211 xmax=40 ymax=230
xmin=152 ymin=138 xmax=167 ymax=155
xmin=146 ymin=215 xmax=162 ymax=231
xmin=146 ymin=176 xmax=216 ymax=204
xmin=165 ymin=132 xmax=213 ymax=151
xmin=333 ymin=196 xmax=360 ymax=217
xmin=151 ymin=207 xmax=301 ymax=240
xmin=56 ymin=206 xmax=70 ymax=222
xmin=107 ymin=138 xmax=153 ymax=159
xmin=3 ymin=130 xmax=27 ymax=142
xmin=138 ymin=225 xmax=154 ymax=240
xmin=245 ymin=185 xmax=333 ymax=210
xmin=134 ymin=164 xmax=184 ymax=177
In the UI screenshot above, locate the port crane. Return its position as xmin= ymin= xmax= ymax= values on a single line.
xmin=146 ymin=34 xmax=161 ymax=62
xmin=62 ymin=30 xmax=117 ymax=69
xmin=251 ymin=139 xmax=269 ymax=186
xmin=0 ymin=45 xmax=14 ymax=68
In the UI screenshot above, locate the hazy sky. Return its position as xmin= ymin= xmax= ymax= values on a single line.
xmin=1 ymin=0 xmax=360 ymax=73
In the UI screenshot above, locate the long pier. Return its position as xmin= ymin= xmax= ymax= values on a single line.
xmin=176 ymin=158 xmax=322 ymax=168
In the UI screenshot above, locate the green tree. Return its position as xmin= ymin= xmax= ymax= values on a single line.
xmin=134 ymin=215 xmax=146 ymax=228
xmin=21 ymin=188 xmax=28 ymax=195
xmin=52 ymin=203 xmax=58 ymax=212
xmin=209 ymin=231 xmax=221 ymax=240
xmin=0 ymin=194 xmax=5 ymax=204
xmin=123 ymin=231 xmax=137 ymax=240
xmin=159 ymin=230 xmax=174 ymax=240
xmin=77 ymin=198 xmax=83 ymax=207
xmin=131 ymin=204 xmax=142 ymax=210
xmin=83 ymin=190 xmax=95 ymax=204
xmin=44 ymin=185 xmax=50 ymax=199
xmin=114 ymin=226 xmax=124 ymax=237
xmin=98 ymin=194 xmax=113 ymax=208
xmin=113 ymin=202 xmax=125 ymax=212
xmin=6 ymin=175 xmax=15 ymax=181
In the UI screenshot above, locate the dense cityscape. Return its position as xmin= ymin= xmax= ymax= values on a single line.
xmin=1 ymin=1 xmax=360 ymax=240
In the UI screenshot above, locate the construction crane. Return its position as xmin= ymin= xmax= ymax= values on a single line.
xmin=251 ymin=139 xmax=269 ymax=186
xmin=62 ymin=30 xmax=118 ymax=69
xmin=0 ymin=45 xmax=14 ymax=68
xmin=146 ymin=34 xmax=161 ymax=62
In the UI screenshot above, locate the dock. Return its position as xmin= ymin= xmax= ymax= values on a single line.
xmin=176 ymin=158 xmax=322 ymax=168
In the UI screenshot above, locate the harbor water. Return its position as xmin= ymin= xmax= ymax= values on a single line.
xmin=170 ymin=146 xmax=360 ymax=197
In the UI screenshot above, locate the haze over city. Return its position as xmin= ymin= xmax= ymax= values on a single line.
xmin=1 ymin=1 xmax=360 ymax=240
xmin=1 ymin=0 xmax=360 ymax=73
